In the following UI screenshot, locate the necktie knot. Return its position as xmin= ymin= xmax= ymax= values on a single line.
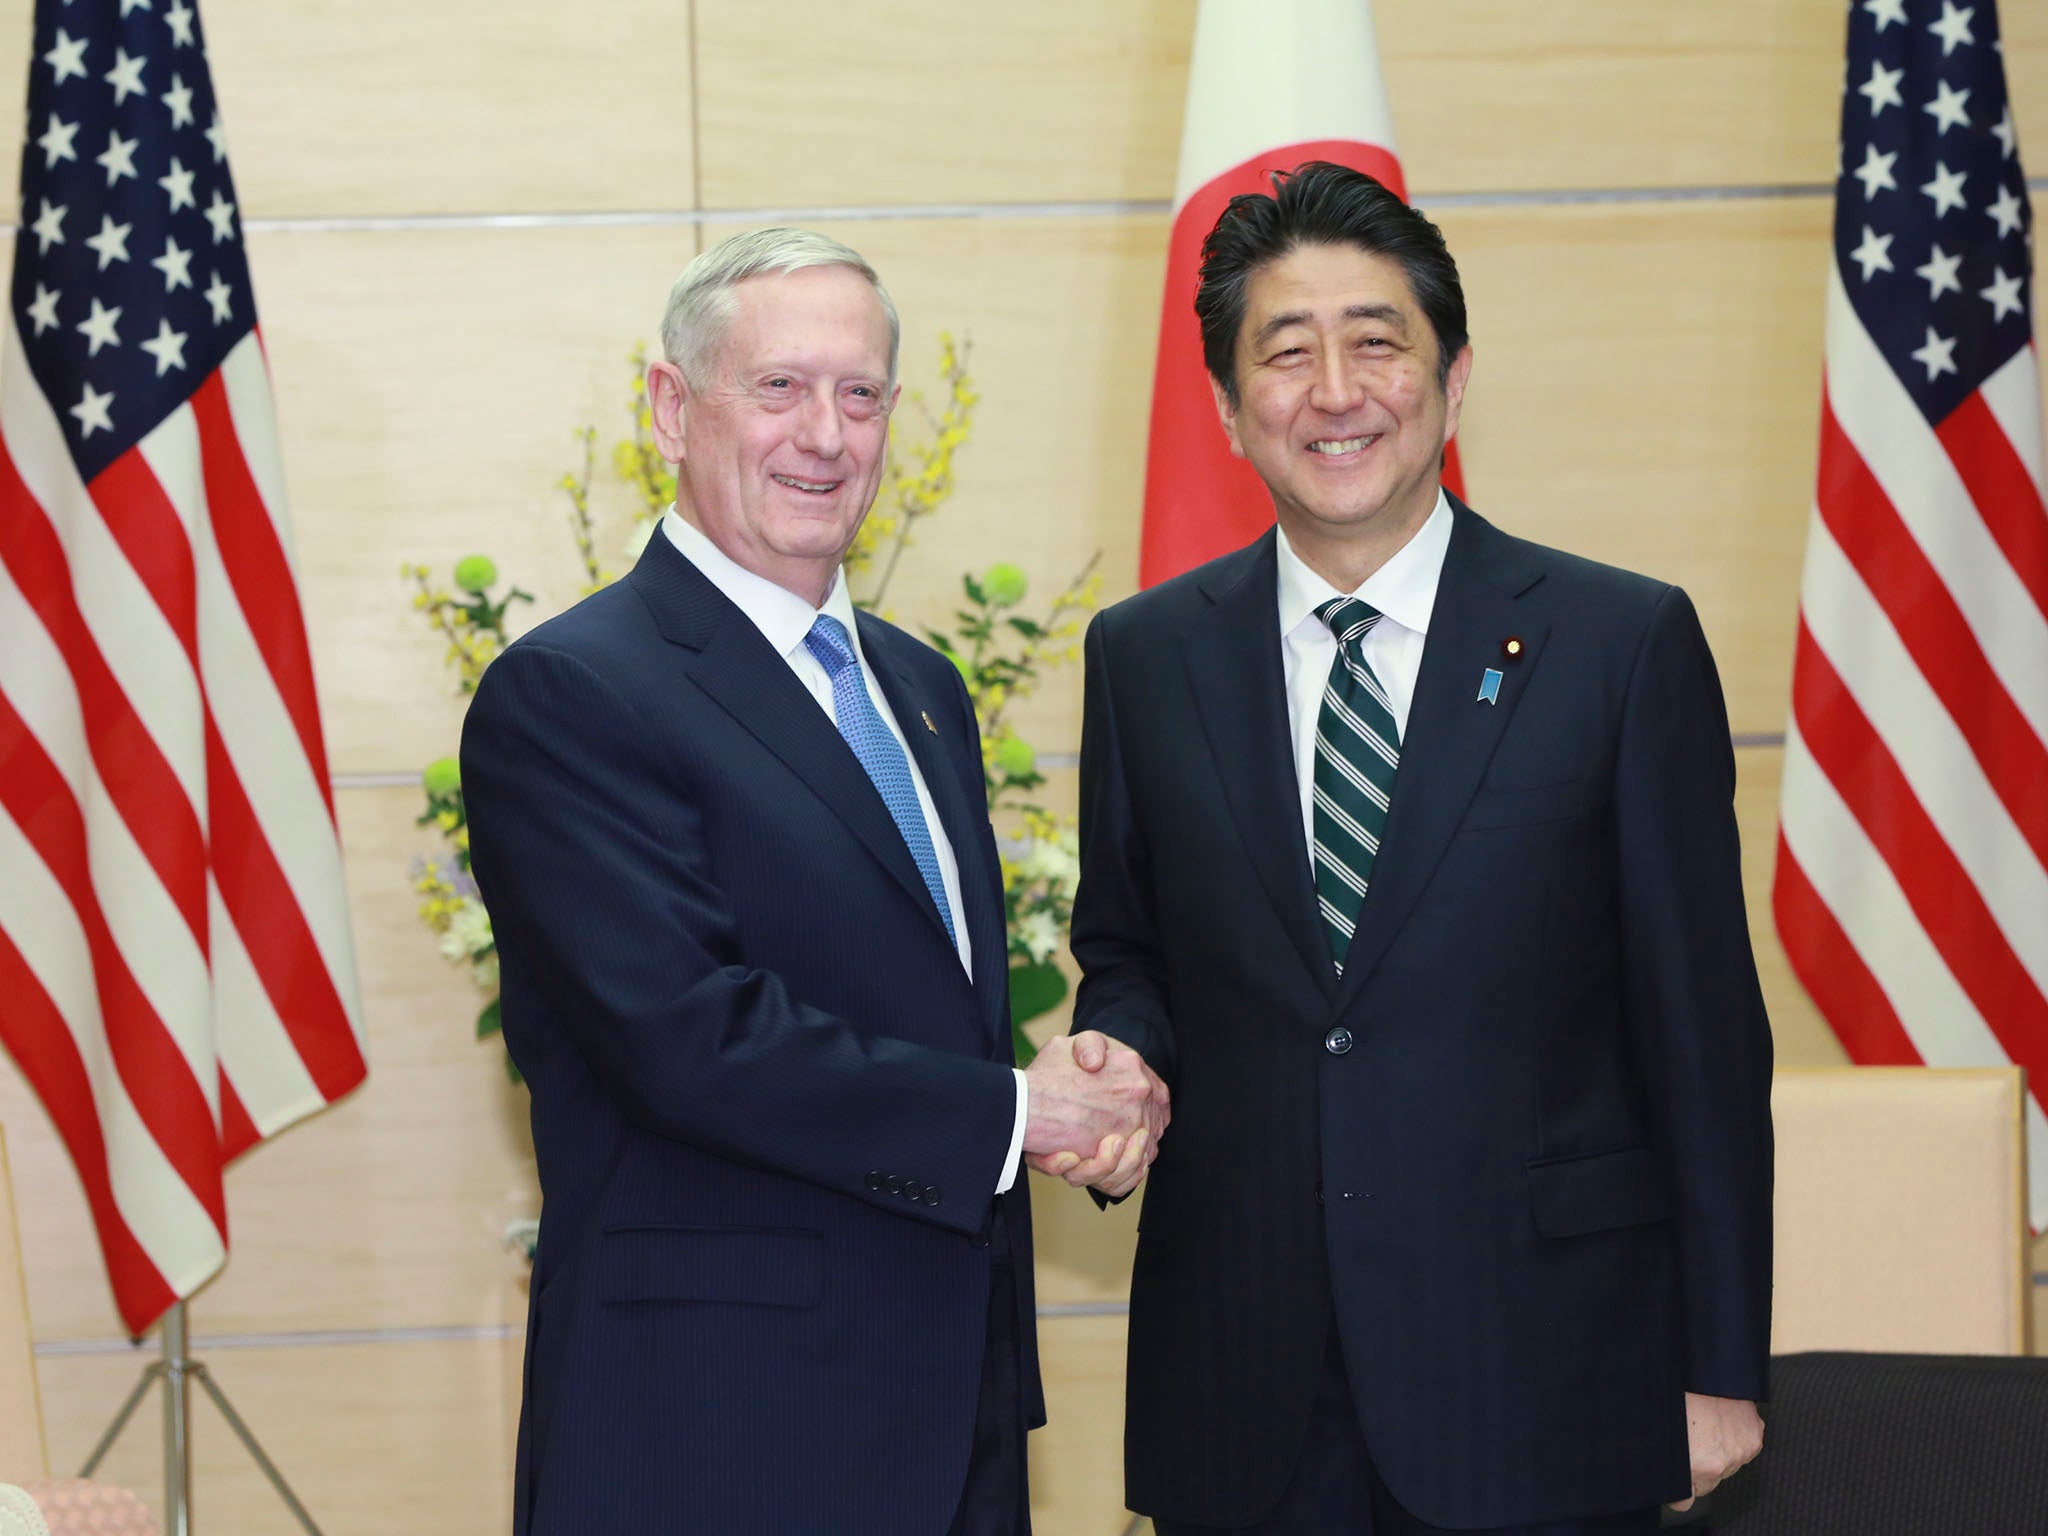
xmin=1317 ymin=596 xmax=1384 ymax=651
xmin=804 ymin=613 xmax=857 ymax=678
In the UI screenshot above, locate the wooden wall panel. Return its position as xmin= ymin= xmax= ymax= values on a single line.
xmin=695 ymin=0 xmax=2048 ymax=207
xmin=36 ymin=1334 xmax=520 ymax=1534
xmin=0 ymin=787 xmax=536 ymax=1343
xmin=0 ymin=0 xmax=698 ymax=220
xmin=1028 ymin=1314 xmax=1134 ymax=1536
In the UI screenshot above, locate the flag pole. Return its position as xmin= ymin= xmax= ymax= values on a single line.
xmin=77 ymin=1302 xmax=327 ymax=1535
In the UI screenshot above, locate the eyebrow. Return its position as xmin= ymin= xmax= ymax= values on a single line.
xmin=1250 ymin=302 xmax=1410 ymax=350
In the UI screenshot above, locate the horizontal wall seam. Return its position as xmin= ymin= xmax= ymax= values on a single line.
xmin=2 ymin=178 xmax=2041 ymax=236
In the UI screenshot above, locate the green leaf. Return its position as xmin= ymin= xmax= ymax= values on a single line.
xmin=476 ymin=997 xmax=502 ymax=1039
xmin=1011 ymin=1021 xmax=1039 ymax=1067
xmin=1008 ymin=960 xmax=1067 ymax=1029
xmin=1006 ymin=617 xmax=1044 ymax=639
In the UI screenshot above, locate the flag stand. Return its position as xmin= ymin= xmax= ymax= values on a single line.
xmin=77 ymin=1303 xmax=326 ymax=1536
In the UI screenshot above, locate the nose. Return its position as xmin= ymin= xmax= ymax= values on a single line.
xmin=791 ymin=384 xmax=846 ymax=459
xmin=1308 ymin=350 xmax=1366 ymax=416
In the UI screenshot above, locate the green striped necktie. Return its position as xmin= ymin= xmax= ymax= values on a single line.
xmin=1311 ymin=596 xmax=1401 ymax=975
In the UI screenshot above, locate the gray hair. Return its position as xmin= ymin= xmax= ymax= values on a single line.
xmin=659 ymin=227 xmax=902 ymax=388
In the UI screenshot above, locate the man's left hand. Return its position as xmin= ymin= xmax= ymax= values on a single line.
xmin=1670 ymin=1392 xmax=1763 ymax=1510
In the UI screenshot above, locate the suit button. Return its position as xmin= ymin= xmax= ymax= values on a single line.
xmin=904 ymin=1180 xmax=924 ymax=1202
xmin=1324 ymin=1027 xmax=1354 ymax=1056
xmin=924 ymin=1186 xmax=942 ymax=1206
xmin=971 ymin=1229 xmax=991 ymax=1249
xmin=885 ymin=1175 xmax=903 ymax=1195
xmin=864 ymin=1171 xmax=884 ymax=1192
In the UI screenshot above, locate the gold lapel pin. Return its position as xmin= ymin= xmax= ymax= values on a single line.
xmin=922 ymin=710 xmax=938 ymax=735
xmin=1501 ymin=636 xmax=1525 ymax=663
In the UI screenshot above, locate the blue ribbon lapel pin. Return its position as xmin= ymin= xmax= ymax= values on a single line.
xmin=1477 ymin=668 xmax=1503 ymax=705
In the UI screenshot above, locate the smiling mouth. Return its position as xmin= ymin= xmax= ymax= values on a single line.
xmin=1307 ymin=435 xmax=1379 ymax=458
xmin=772 ymin=472 xmax=842 ymax=494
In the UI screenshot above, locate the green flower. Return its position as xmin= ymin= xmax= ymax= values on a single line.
xmin=454 ymin=554 xmax=499 ymax=593
xmin=422 ymin=757 xmax=462 ymax=796
xmin=981 ymin=562 xmax=1027 ymax=607
xmin=994 ymin=734 xmax=1036 ymax=777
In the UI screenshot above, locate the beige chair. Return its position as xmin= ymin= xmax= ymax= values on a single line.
xmin=1771 ymin=1065 xmax=2030 ymax=1356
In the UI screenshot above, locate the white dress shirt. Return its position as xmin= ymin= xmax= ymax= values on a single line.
xmin=661 ymin=509 xmax=1029 ymax=1191
xmin=1277 ymin=490 xmax=1453 ymax=860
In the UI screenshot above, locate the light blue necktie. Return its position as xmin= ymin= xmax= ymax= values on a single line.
xmin=803 ymin=614 xmax=956 ymax=943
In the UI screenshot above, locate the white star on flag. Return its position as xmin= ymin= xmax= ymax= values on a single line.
xmin=203 ymin=269 xmax=233 ymax=322
xmin=1991 ymin=107 xmax=2016 ymax=158
xmin=138 ymin=318 xmax=188 ymax=376
xmin=1864 ymin=0 xmax=1907 ymax=31
xmin=1914 ymin=244 xmax=1963 ymax=299
xmin=202 ymin=189 xmax=236 ymax=243
xmin=75 ymin=295 xmax=121 ymax=356
xmin=157 ymin=156 xmax=196 ymax=212
xmin=1850 ymin=225 xmax=1896 ymax=280
xmin=203 ymin=113 xmax=225 ymax=162
xmin=151 ymin=236 xmax=193 ymax=290
xmin=25 ymin=284 xmax=61 ymax=336
xmin=119 ymin=0 xmax=153 ymax=15
xmin=1985 ymin=184 xmax=2024 ymax=238
xmin=164 ymin=0 xmax=195 ymax=45
xmin=83 ymin=213 xmax=131 ymax=269
xmin=1979 ymin=266 xmax=2025 ymax=321
xmin=1859 ymin=60 xmax=1905 ymax=114
xmin=95 ymin=129 xmax=136 ymax=185
xmin=162 ymin=72 xmax=194 ymax=128
xmin=1928 ymin=1 xmax=1976 ymax=55
xmin=1908 ymin=325 xmax=1958 ymax=380
xmin=1922 ymin=80 xmax=1971 ymax=135
xmin=36 ymin=113 xmax=78 ymax=167
xmin=67 ymin=380 xmax=114 ymax=437
xmin=1853 ymin=144 xmax=1898 ymax=198
xmin=43 ymin=28 xmax=87 ymax=84
xmin=1920 ymin=161 xmax=1968 ymax=216
xmin=103 ymin=46 xmax=145 ymax=105
xmin=30 ymin=199 xmax=65 ymax=254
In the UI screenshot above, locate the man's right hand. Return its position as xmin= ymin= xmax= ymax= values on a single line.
xmin=1021 ymin=1030 xmax=1169 ymax=1198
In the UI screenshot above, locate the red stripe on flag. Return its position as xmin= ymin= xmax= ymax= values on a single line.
xmin=190 ymin=373 xmax=337 ymax=823
xmin=203 ymin=713 xmax=365 ymax=1101
xmin=1790 ymin=619 xmax=2048 ymax=1077
xmin=0 ymin=448 xmax=208 ymax=944
xmin=0 ymin=922 xmax=175 ymax=1335
xmin=1816 ymin=392 xmax=2048 ymax=870
xmin=89 ymin=449 xmax=201 ymax=673
xmin=1771 ymin=833 xmax=1922 ymax=1066
xmin=1142 ymin=139 xmax=1455 ymax=588
xmin=1934 ymin=391 xmax=2048 ymax=625
xmin=219 ymin=1072 xmax=261 ymax=1161
xmin=0 ymin=689 xmax=227 ymax=1236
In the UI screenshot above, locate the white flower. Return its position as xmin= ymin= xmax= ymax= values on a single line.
xmin=1019 ymin=834 xmax=1080 ymax=897
xmin=439 ymin=897 xmax=494 ymax=964
xmin=1017 ymin=909 xmax=1060 ymax=964
xmin=470 ymin=950 xmax=500 ymax=992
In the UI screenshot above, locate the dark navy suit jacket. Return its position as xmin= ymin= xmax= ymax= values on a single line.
xmin=1072 ymin=501 xmax=1773 ymax=1529
xmin=463 ymin=531 xmax=1041 ymax=1535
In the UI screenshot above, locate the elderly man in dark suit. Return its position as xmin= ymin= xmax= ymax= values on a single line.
xmin=463 ymin=227 xmax=1168 ymax=1536
xmin=1061 ymin=164 xmax=1773 ymax=1535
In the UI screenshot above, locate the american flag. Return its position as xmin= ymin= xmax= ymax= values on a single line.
xmin=1775 ymin=0 xmax=2048 ymax=1223
xmin=0 ymin=0 xmax=365 ymax=1334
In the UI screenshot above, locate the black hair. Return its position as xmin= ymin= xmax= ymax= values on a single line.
xmin=1195 ymin=161 xmax=1468 ymax=405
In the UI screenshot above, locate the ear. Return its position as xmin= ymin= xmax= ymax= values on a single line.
xmin=1208 ymin=372 xmax=1247 ymax=460
xmin=1440 ymin=344 xmax=1474 ymax=446
xmin=646 ymin=359 xmax=690 ymax=464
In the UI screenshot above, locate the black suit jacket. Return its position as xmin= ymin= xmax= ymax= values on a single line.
xmin=463 ymin=531 xmax=1042 ymax=1536
xmin=1071 ymin=500 xmax=1772 ymax=1529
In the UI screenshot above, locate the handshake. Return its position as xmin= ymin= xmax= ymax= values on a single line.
xmin=1019 ymin=1030 xmax=1172 ymax=1198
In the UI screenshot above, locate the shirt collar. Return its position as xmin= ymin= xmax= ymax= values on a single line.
xmin=1275 ymin=489 xmax=1453 ymax=640
xmin=661 ymin=505 xmax=861 ymax=665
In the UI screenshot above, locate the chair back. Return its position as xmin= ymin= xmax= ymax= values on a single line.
xmin=1771 ymin=1066 xmax=2029 ymax=1355
xmin=0 ymin=1126 xmax=48 ymax=1479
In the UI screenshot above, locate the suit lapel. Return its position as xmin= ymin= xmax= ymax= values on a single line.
xmin=861 ymin=615 xmax=1012 ymax=1043
xmin=1181 ymin=533 xmax=1337 ymax=1001
xmin=628 ymin=536 xmax=952 ymax=947
xmin=1334 ymin=503 xmax=1549 ymax=1009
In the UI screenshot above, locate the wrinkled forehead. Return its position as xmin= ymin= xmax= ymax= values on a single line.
xmin=718 ymin=268 xmax=895 ymax=375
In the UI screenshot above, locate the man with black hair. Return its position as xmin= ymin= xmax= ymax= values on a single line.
xmin=1060 ymin=163 xmax=1773 ymax=1535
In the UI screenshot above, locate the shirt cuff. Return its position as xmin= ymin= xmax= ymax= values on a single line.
xmin=995 ymin=1068 xmax=1029 ymax=1194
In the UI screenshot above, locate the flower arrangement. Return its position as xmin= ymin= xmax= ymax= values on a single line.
xmin=406 ymin=339 xmax=1096 ymax=1071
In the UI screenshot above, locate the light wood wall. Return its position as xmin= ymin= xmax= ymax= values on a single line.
xmin=0 ymin=2 xmax=2044 ymax=1530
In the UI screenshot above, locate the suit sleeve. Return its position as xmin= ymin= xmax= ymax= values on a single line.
xmin=461 ymin=641 xmax=1017 ymax=1236
xmin=1611 ymin=586 xmax=1775 ymax=1401
xmin=1069 ymin=611 xmax=1178 ymax=1083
